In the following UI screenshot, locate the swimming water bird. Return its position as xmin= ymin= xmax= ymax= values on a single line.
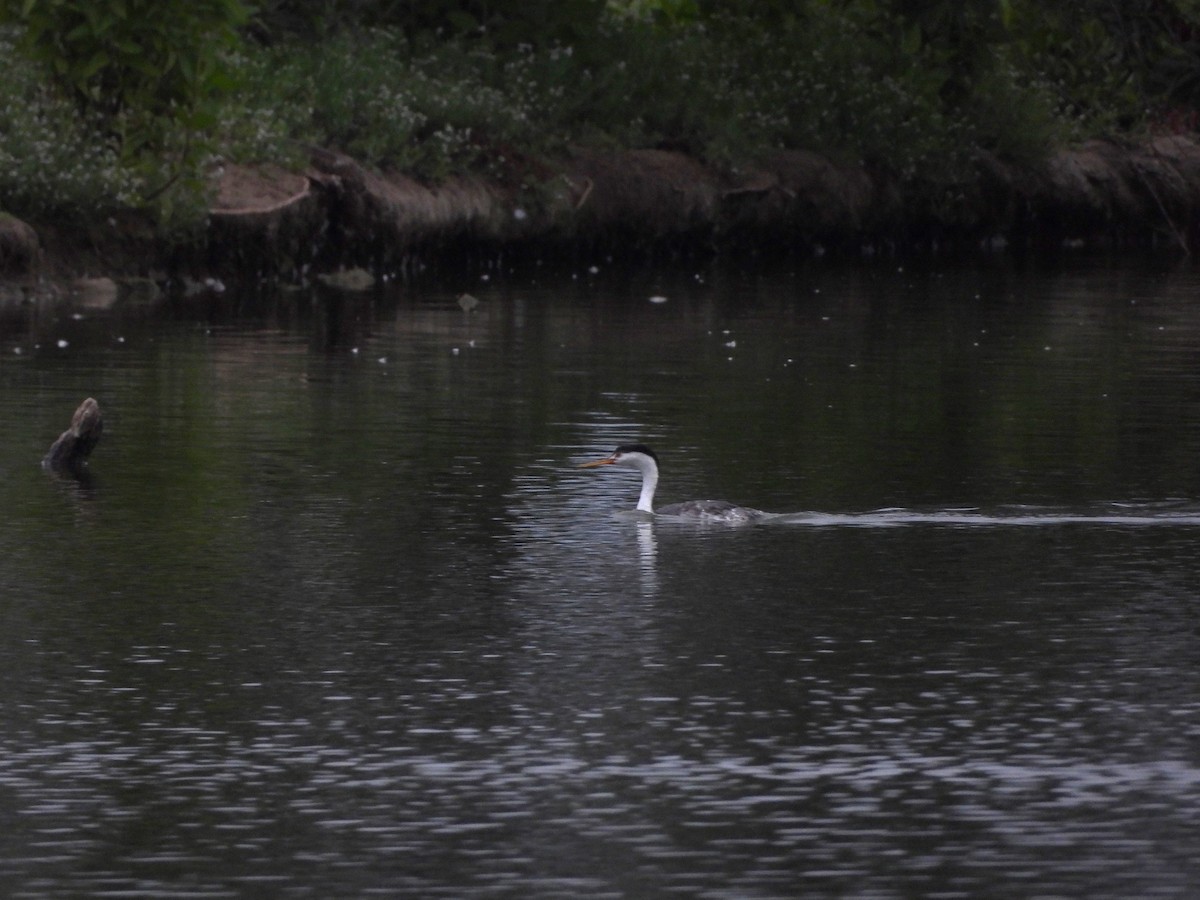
xmin=578 ymin=444 xmax=767 ymax=523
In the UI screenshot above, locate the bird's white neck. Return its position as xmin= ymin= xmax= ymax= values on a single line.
xmin=634 ymin=457 xmax=659 ymax=513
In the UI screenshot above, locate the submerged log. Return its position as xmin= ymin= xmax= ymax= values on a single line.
xmin=43 ymin=397 xmax=103 ymax=470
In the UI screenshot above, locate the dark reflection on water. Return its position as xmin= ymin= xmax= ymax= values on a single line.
xmin=2 ymin=260 xmax=1200 ymax=897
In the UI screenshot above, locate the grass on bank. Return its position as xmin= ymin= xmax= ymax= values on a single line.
xmin=0 ymin=11 xmax=1155 ymax=233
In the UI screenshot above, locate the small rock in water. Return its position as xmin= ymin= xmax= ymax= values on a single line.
xmin=457 ymin=293 xmax=480 ymax=313
xmin=181 ymin=275 xmax=228 ymax=297
xmin=72 ymin=277 xmax=119 ymax=309
xmin=316 ymin=268 xmax=375 ymax=292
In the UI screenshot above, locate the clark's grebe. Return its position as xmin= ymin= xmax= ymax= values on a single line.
xmin=578 ymin=444 xmax=766 ymax=523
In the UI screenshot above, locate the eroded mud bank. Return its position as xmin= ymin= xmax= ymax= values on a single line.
xmin=4 ymin=135 xmax=1200 ymax=285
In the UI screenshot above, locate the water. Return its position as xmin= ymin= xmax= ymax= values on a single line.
xmin=2 ymin=259 xmax=1200 ymax=897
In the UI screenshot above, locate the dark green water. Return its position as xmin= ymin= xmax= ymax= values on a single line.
xmin=2 ymin=259 xmax=1199 ymax=897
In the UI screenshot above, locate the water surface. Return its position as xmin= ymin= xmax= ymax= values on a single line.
xmin=2 ymin=259 xmax=1199 ymax=897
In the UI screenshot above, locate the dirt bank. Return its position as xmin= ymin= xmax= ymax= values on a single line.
xmin=5 ymin=135 xmax=1200 ymax=284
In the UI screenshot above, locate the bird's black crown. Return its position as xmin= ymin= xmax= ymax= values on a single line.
xmin=614 ymin=443 xmax=658 ymax=463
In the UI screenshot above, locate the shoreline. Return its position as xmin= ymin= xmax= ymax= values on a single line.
xmin=4 ymin=134 xmax=1200 ymax=288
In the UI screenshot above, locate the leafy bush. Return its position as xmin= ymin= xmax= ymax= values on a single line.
xmin=251 ymin=0 xmax=607 ymax=44
xmin=0 ymin=27 xmax=141 ymax=217
xmin=224 ymin=30 xmax=535 ymax=179
xmin=1 ymin=0 xmax=248 ymax=131
xmin=0 ymin=0 xmax=248 ymax=224
xmin=220 ymin=6 xmax=1126 ymax=184
xmin=3 ymin=0 xmax=1198 ymax=230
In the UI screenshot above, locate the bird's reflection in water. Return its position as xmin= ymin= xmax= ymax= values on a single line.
xmin=635 ymin=520 xmax=658 ymax=597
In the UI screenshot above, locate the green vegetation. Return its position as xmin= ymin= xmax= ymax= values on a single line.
xmin=1 ymin=0 xmax=1199 ymax=231
xmin=1 ymin=0 xmax=248 ymax=224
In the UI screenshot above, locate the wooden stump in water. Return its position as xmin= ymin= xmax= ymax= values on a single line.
xmin=43 ymin=398 xmax=103 ymax=470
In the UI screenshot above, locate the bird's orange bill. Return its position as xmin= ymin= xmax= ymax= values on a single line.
xmin=577 ymin=457 xmax=616 ymax=468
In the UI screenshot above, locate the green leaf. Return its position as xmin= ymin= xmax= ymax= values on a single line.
xmin=65 ymin=22 xmax=94 ymax=43
xmin=77 ymin=50 xmax=110 ymax=80
xmin=446 ymin=11 xmax=479 ymax=33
